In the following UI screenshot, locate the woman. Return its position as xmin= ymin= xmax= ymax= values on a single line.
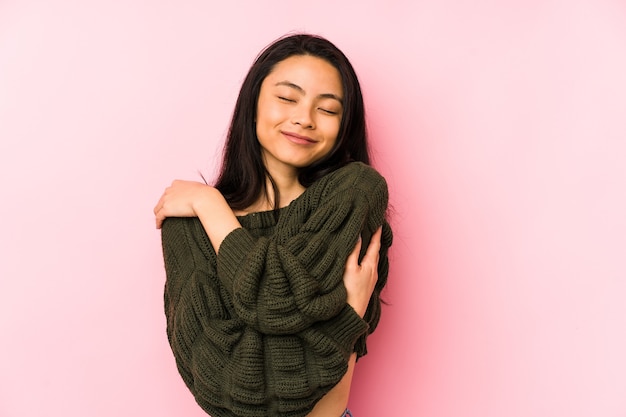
xmin=154 ymin=34 xmax=393 ymax=417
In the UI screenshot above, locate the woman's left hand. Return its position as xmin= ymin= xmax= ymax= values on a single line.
xmin=343 ymin=227 xmax=382 ymax=318
xmin=153 ymin=180 xmax=214 ymax=229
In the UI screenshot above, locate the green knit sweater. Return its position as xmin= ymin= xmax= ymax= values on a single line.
xmin=161 ymin=162 xmax=393 ymax=417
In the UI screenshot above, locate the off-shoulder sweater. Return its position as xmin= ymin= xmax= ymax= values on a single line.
xmin=161 ymin=161 xmax=393 ymax=417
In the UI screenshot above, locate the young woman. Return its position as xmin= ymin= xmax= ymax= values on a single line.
xmin=154 ymin=34 xmax=393 ymax=417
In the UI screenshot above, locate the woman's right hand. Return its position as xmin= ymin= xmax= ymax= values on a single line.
xmin=343 ymin=227 xmax=382 ymax=318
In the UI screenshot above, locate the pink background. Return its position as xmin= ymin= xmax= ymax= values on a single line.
xmin=1 ymin=1 xmax=626 ymax=416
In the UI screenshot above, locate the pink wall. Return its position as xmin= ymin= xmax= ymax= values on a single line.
xmin=1 ymin=1 xmax=625 ymax=416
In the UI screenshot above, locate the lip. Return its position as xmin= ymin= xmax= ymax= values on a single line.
xmin=281 ymin=131 xmax=317 ymax=145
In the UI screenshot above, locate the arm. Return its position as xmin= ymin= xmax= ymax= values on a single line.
xmin=214 ymin=163 xmax=389 ymax=336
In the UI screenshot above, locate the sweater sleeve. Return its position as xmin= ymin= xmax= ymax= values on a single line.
xmin=216 ymin=163 xmax=389 ymax=337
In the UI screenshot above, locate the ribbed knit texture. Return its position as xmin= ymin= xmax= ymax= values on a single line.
xmin=161 ymin=162 xmax=393 ymax=417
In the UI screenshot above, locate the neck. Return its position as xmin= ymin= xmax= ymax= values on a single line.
xmin=234 ymin=166 xmax=306 ymax=216
xmin=263 ymin=168 xmax=306 ymax=209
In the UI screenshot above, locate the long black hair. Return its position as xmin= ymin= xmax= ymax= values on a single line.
xmin=214 ymin=33 xmax=370 ymax=211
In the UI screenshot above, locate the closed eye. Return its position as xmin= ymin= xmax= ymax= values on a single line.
xmin=278 ymin=96 xmax=296 ymax=103
xmin=319 ymin=108 xmax=339 ymax=115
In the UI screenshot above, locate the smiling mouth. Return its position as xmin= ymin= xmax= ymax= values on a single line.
xmin=281 ymin=131 xmax=317 ymax=144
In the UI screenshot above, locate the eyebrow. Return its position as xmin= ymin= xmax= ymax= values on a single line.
xmin=275 ymin=81 xmax=344 ymax=104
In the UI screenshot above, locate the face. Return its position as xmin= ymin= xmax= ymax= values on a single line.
xmin=255 ymin=54 xmax=343 ymax=176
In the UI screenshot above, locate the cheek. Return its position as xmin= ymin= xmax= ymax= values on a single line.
xmin=323 ymin=118 xmax=341 ymax=143
xmin=257 ymin=103 xmax=284 ymax=128
xmin=256 ymin=93 xmax=275 ymax=118
xmin=257 ymin=97 xmax=285 ymax=121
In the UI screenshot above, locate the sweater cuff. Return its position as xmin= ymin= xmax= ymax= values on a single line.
xmin=316 ymin=305 xmax=369 ymax=359
xmin=216 ymin=227 xmax=257 ymax=290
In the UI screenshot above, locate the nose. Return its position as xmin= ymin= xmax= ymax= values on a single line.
xmin=291 ymin=104 xmax=315 ymax=129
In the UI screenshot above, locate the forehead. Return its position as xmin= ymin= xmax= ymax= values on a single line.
xmin=264 ymin=55 xmax=343 ymax=95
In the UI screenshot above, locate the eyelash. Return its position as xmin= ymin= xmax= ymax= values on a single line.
xmin=277 ymin=96 xmax=338 ymax=115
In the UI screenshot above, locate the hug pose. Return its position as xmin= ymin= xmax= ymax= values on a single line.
xmin=154 ymin=34 xmax=392 ymax=417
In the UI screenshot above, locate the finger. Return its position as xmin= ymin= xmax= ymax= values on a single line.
xmin=346 ymin=235 xmax=362 ymax=268
xmin=153 ymin=194 xmax=165 ymax=215
xmin=155 ymin=211 xmax=164 ymax=229
xmin=362 ymin=226 xmax=383 ymax=264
